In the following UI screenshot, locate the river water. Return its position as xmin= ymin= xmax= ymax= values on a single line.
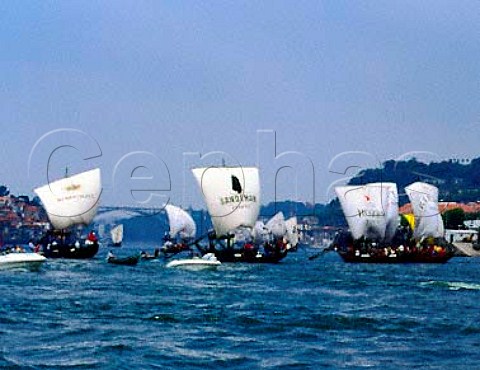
xmin=1 ymin=243 xmax=480 ymax=369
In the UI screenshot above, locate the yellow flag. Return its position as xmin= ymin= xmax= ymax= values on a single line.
xmin=403 ymin=213 xmax=415 ymax=230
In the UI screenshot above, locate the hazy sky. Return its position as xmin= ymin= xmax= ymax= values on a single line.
xmin=1 ymin=1 xmax=479 ymax=208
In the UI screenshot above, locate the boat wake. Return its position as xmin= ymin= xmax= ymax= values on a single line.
xmin=421 ymin=281 xmax=480 ymax=291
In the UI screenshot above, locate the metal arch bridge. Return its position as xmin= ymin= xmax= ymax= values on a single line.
xmin=97 ymin=205 xmax=166 ymax=217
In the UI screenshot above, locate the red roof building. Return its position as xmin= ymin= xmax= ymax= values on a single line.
xmin=400 ymin=202 xmax=480 ymax=214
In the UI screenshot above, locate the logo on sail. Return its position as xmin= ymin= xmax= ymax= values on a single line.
xmin=357 ymin=209 xmax=385 ymax=217
xmin=231 ymin=175 xmax=242 ymax=194
xmin=65 ymin=184 xmax=81 ymax=191
xmin=218 ymin=174 xmax=257 ymax=206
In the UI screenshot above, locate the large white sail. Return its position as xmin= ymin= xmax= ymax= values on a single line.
xmin=335 ymin=183 xmax=389 ymax=241
xmin=405 ymin=182 xmax=444 ymax=238
xmin=370 ymin=182 xmax=399 ymax=242
xmin=110 ymin=224 xmax=123 ymax=244
xmin=165 ymin=204 xmax=197 ymax=240
xmin=285 ymin=216 xmax=299 ymax=247
xmin=192 ymin=166 xmax=260 ymax=237
xmin=34 ymin=168 xmax=101 ymax=230
xmin=265 ymin=212 xmax=287 ymax=238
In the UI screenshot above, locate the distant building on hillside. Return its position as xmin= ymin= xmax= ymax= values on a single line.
xmin=399 ymin=202 xmax=480 ymax=215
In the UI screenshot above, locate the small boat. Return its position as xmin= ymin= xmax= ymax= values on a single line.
xmin=140 ymin=249 xmax=160 ymax=260
xmin=107 ymin=254 xmax=140 ymax=266
xmin=166 ymin=253 xmax=221 ymax=268
xmin=161 ymin=204 xmax=197 ymax=256
xmin=0 ymin=247 xmax=47 ymax=270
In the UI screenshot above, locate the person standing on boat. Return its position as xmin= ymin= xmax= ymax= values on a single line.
xmin=87 ymin=231 xmax=97 ymax=242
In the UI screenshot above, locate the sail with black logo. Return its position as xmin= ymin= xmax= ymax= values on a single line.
xmin=191 ymin=166 xmax=287 ymax=263
xmin=231 ymin=175 xmax=242 ymax=194
xmin=191 ymin=166 xmax=260 ymax=237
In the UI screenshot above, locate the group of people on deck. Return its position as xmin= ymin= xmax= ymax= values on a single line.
xmin=1 ymin=245 xmax=28 ymax=254
xmin=341 ymin=231 xmax=449 ymax=258
xmin=161 ymin=233 xmax=190 ymax=254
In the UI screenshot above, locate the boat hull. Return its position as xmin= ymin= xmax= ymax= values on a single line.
xmin=38 ymin=230 xmax=99 ymax=259
xmin=338 ymin=251 xmax=453 ymax=264
xmin=41 ymin=241 xmax=99 ymax=259
xmin=166 ymin=259 xmax=221 ymax=268
xmin=332 ymin=230 xmax=455 ymax=264
xmin=107 ymin=255 xmax=139 ymax=266
xmin=166 ymin=253 xmax=220 ymax=268
xmin=208 ymin=249 xmax=287 ymax=263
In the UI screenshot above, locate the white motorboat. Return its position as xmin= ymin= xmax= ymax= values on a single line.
xmin=166 ymin=253 xmax=221 ymax=269
xmin=0 ymin=252 xmax=46 ymax=270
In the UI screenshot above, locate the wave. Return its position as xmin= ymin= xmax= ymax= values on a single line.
xmin=421 ymin=281 xmax=480 ymax=291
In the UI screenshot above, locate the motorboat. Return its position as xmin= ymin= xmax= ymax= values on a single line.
xmin=0 ymin=248 xmax=46 ymax=270
xmin=166 ymin=253 xmax=221 ymax=268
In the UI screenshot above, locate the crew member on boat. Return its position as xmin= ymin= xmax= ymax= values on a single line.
xmin=87 ymin=231 xmax=97 ymax=242
xmin=107 ymin=250 xmax=115 ymax=260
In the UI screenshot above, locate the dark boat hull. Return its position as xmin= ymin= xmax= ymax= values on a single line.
xmin=42 ymin=241 xmax=99 ymax=259
xmin=338 ymin=251 xmax=453 ymax=264
xmin=212 ymin=249 xmax=287 ymax=263
xmin=39 ymin=230 xmax=100 ymax=259
xmin=107 ymin=255 xmax=139 ymax=265
xmin=332 ymin=230 xmax=455 ymax=264
xmin=188 ymin=234 xmax=289 ymax=264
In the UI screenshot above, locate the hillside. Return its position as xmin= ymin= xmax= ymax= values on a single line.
xmin=349 ymin=157 xmax=480 ymax=204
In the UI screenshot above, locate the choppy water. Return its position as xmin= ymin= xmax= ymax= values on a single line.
xmin=1 ymin=243 xmax=480 ymax=369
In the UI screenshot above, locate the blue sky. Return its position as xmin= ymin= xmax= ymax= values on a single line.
xmin=1 ymin=1 xmax=479 ymax=207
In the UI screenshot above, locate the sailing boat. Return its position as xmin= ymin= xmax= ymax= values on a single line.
xmin=161 ymin=204 xmax=197 ymax=256
xmin=110 ymin=224 xmax=124 ymax=247
xmin=333 ymin=182 xmax=453 ymax=263
xmin=192 ymin=166 xmax=287 ymax=263
xmin=34 ymin=168 xmax=101 ymax=259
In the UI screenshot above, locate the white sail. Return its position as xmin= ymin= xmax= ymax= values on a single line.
xmin=265 ymin=212 xmax=287 ymax=238
xmin=110 ymin=224 xmax=123 ymax=245
xmin=253 ymin=220 xmax=269 ymax=243
xmin=405 ymin=182 xmax=444 ymax=238
xmin=165 ymin=204 xmax=196 ymax=240
xmin=233 ymin=227 xmax=254 ymax=244
xmin=335 ymin=183 xmax=389 ymax=241
xmin=285 ymin=216 xmax=299 ymax=247
xmin=34 ymin=168 xmax=101 ymax=230
xmin=192 ymin=166 xmax=260 ymax=237
xmin=369 ymin=182 xmax=399 ymax=242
